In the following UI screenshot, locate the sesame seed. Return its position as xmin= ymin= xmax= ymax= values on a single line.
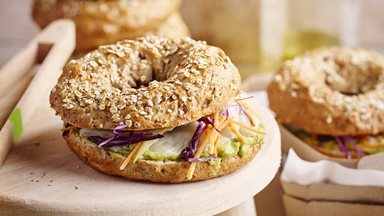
xmin=89 ymin=61 xmax=97 ymax=67
xmin=111 ymin=114 xmax=120 ymax=122
xmin=98 ymin=104 xmax=106 ymax=110
xmin=110 ymin=105 xmax=118 ymax=113
xmin=125 ymin=120 xmax=132 ymax=127
xmin=140 ymin=75 xmax=147 ymax=82
xmin=326 ymin=116 xmax=333 ymax=124
xmin=139 ymin=110 xmax=148 ymax=115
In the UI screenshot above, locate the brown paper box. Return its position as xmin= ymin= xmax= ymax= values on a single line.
xmin=280 ymin=124 xmax=384 ymax=215
xmin=282 ymin=194 xmax=384 ymax=216
xmin=281 ymin=182 xmax=384 ymax=216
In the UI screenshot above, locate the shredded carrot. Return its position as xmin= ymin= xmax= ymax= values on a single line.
xmin=214 ymin=113 xmax=219 ymax=127
xmin=61 ymin=126 xmax=76 ymax=132
xmin=360 ymin=142 xmax=384 ymax=148
xmin=228 ymin=123 xmax=246 ymax=144
xmin=238 ymin=100 xmax=257 ymax=115
xmin=237 ymin=100 xmax=256 ymax=126
xmin=219 ymin=117 xmax=233 ymax=130
xmin=186 ymin=102 xmax=260 ymax=179
xmin=208 ymin=132 xmax=214 ymax=154
xmin=213 ymin=135 xmax=220 ymax=157
xmin=231 ymin=120 xmax=265 ymax=135
xmin=187 ymin=125 xmax=215 ymax=180
xmin=208 ymin=113 xmax=221 ymax=155
xmin=187 ymin=163 xmax=197 ymax=180
xmin=187 ymin=116 xmax=235 ymax=180
xmin=195 ymin=127 xmax=213 ymax=157
xmin=210 ymin=115 xmax=230 ymax=155
xmin=120 ymin=142 xmax=144 ymax=170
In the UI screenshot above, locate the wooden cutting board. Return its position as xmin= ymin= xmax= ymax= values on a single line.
xmin=0 ymin=19 xmax=281 ymax=215
xmin=0 ymin=94 xmax=280 ymax=216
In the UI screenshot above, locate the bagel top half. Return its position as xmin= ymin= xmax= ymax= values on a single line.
xmin=268 ymin=47 xmax=384 ymax=136
xmin=50 ymin=36 xmax=241 ymax=130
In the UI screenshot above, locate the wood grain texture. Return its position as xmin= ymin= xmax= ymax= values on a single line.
xmin=0 ymin=20 xmax=75 ymax=165
xmin=0 ymin=93 xmax=281 ymax=215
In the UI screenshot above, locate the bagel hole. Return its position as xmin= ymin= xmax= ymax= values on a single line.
xmin=117 ymin=51 xmax=176 ymax=89
xmin=124 ymin=53 xmax=170 ymax=89
xmin=123 ymin=64 xmax=154 ymax=89
xmin=324 ymin=61 xmax=382 ymax=95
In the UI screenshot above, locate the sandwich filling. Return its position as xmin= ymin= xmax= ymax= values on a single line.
xmin=65 ymin=97 xmax=265 ymax=180
xmin=286 ymin=125 xmax=384 ymax=159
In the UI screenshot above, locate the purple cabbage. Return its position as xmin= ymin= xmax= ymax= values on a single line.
xmin=335 ymin=137 xmax=351 ymax=159
xmin=88 ymin=124 xmax=164 ymax=148
xmin=199 ymin=116 xmax=221 ymax=133
xmin=220 ymin=103 xmax=253 ymax=125
xmin=88 ymin=136 xmax=108 ymax=145
xmin=236 ymin=102 xmax=254 ymax=126
xmin=179 ymin=120 xmax=207 ymax=161
xmin=179 ymin=115 xmax=226 ymax=162
xmin=179 ymin=100 xmax=256 ymax=162
xmin=342 ymin=136 xmax=365 ymax=158
xmin=221 ymin=108 xmax=230 ymax=121
xmin=199 ymin=116 xmax=214 ymax=126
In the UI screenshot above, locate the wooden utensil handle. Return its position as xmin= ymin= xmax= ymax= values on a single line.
xmin=0 ymin=43 xmax=37 ymax=98
xmin=0 ymin=20 xmax=75 ymax=166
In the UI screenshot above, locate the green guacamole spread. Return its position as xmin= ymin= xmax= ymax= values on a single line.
xmin=103 ymin=135 xmax=263 ymax=162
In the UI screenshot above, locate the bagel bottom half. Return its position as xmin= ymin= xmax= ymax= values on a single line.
xmin=64 ymin=129 xmax=262 ymax=183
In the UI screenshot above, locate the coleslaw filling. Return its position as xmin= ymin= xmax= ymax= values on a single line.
xmin=77 ymin=98 xmax=265 ymax=162
xmin=286 ymin=125 xmax=384 ymax=159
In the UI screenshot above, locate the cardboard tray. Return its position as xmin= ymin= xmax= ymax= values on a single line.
xmin=281 ymin=181 xmax=384 ymax=216
xmin=282 ymin=182 xmax=384 ymax=204
xmin=282 ymin=194 xmax=384 ymax=216
xmin=280 ymin=124 xmax=384 ymax=216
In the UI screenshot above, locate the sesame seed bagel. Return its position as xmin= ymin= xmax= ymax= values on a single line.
xmin=32 ymin=0 xmax=181 ymax=31
xmin=268 ymin=47 xmax=384 ymax=136
xmin=32 ymin=0 xmax=183 ymax=52
xmin=64 ymin=128 xmax=261 ymax=183
xmin=50 ymin=36 xmax=241 ymax=130
xmin=72 ymin=12 xmax=190 ymax=52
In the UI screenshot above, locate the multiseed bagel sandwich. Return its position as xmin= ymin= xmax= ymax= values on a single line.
xmin=268 ymin=47 xmax=384 ymax=159
xmin=50 ymin=36 xmax=265 ymax=183
xmin=32 ymin=0 xmax=189 ymax=52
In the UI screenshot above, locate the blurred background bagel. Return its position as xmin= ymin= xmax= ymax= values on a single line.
xmin=31 ymin=0 xmax=189 ymax=52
